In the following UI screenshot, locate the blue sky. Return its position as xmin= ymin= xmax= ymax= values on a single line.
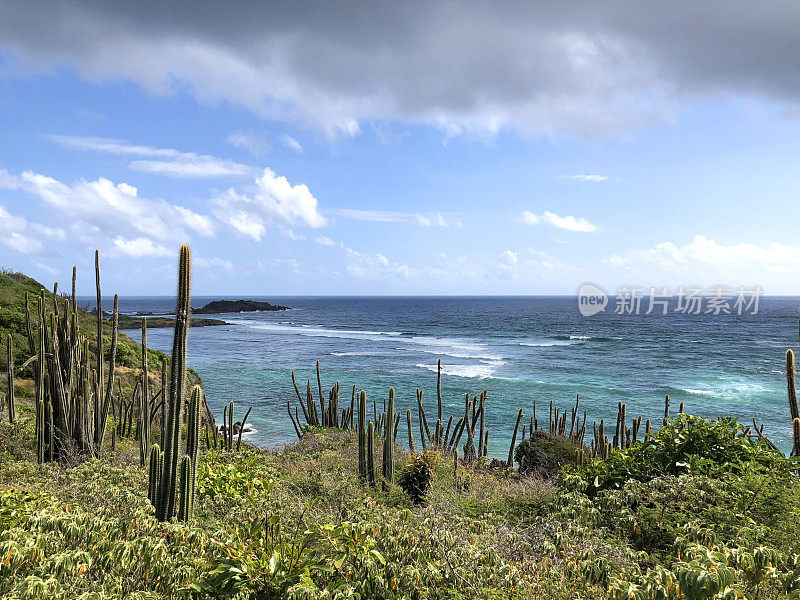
xmin=2 ymin=2 xmax=800 ymax=295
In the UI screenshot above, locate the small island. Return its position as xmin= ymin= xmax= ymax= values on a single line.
xmin=193 ymin=299 xmax=290 ymax=314
xmin=117 ymin=315 xmax=228 ymax=328
xmin=93 ymin=310 xmax=228 ymax=329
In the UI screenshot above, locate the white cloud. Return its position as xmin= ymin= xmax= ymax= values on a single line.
xmin=315 ymin=236 xmax=337 ymax=246
xmin=497 ymin=250 xmax=519 ymax=280
xmin=331 ymin=208 xmax=451 ymax=227
xmin=48 ymin=134 xmax=253 ymax=178
xmin=562 ymin=174 xmax=608 ymax=182
xmin=521 ymin=210 xmax=597 ymax=232
xmin=606 ymin=235 xmax=800 ymax=276
xmin=110 ymin=237 xmax=172 ymax=258
xmin=213 ymin=167 xmax=327 ymax=240
xmin=226 ymin=131 xmax=270 ymax=156
xmin=283 ymin=135 xmax=304 ymax=153
xmin=195 ymin=256 xmax=235 ymax=271
xmin=0 ymin=204 xmax=64 ymax=254
xmin=415 ymin=213 xmax=449 ymax=227
xmin=0 ymin=168 xmax=214 ymax=256
xmin=129 ymin=158 xmax=251 ymax=178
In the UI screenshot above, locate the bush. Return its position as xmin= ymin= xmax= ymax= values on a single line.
xmin=565 ymin=414 xmax=792 ymax=497
xmin=514 ymin=431 xmax=581 ymax=478
xmin=398 ymin=451 xmax=435 ymax=504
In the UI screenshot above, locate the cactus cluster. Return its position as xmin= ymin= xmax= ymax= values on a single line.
xmin=21 ymin=256 xmax=121 ymax=461
xmin=589 ymin=399 xmax=646 ymax=458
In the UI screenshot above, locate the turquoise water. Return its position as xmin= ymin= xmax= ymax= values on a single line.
xmin=106 ymin=296 xmax=799 ymax=457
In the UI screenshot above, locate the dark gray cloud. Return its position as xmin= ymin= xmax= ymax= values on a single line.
xmin=2 ymin=1 xmax=799 ymax=137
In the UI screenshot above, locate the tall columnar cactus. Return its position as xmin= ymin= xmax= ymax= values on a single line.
xmin=6 ymin=333 xmax=14 ymax=424
xmin=227 ymin=401 xmax=234 ymax=451
xmin=382 ymin=388 xmax=395 ymax=486
xmin=35 ymin=394 xmax=44 ymax=463
xmin=787 ymin=350 xmax=799 ymax=424
xmin=366 ymin=421 xmax=376 ymax=486
xmin=177 ymin=455 xmax=195 ymax=521
xmin=663 ymin=394 xmax=670 ymax=426
xmin=148 ymin=444 xmax=161 ymax=505
xmin=436 ymin=359 xmax=443 ymax=428
xmin=406 ymin=409 xmax=415 ymax=454
xmin=156 ymin=244 xmax=192 ymax=522
xmin=792 ymin=417 xmax=800 ymax=457
xmin=139 ymin=317 xmax=150 ymax=467
xmin=507 ymin=408 xmax=524 ymax=468
xmin=478 ymin=392 xmax=485 ymax=458
xmin=186 ymin=386 xmax=201 ymax=468
xmin=94 ymin=251 xmax=106 ymax=448
xmin=358 ymin=390 xmax=367 ymax=480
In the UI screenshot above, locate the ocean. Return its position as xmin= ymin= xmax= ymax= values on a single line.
xmin=85 ymin=296 xmax=799 ymax=457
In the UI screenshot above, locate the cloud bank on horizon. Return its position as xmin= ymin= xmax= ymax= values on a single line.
xmin=1 ymin=1 xmax=800 ymax=294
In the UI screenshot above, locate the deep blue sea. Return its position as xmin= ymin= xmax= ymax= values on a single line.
xmin=82 ymin=296 xmax=800 ymax=457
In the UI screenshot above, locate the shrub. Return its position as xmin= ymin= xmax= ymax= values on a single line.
xmin=514 ymin=430 xmax=581 ymax=478
xmin=565 ymin=414 xmax=792 ymax=497
xmin=397 ymin=451 xmax=435 ymax=504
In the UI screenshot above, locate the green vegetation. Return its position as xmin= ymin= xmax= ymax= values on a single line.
xmin=2 ymin=249 xmax=800 ymax=599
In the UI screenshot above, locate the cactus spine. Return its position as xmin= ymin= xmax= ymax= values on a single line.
xmin=155 ymin=244 xmax=192 ymax=521
xmin=6 ymin=333 xmax=14 ymax=424
xmin=383 ymin=388 xmax=395 ymax=486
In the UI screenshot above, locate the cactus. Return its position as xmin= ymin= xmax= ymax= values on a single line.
xmin=477 ymin=392 xmax=485 ymax=458
xmin=663 ymin=394 xmax=670 ymax=425
xmin=6 ymin=333 xmax=14 ymax=424
xmin=366 ymin=421 xmax=376 ymax=486
xmin=227 ymin=401 xmax=234 ymax=451
xmin=406 ymin=409 xmax=415 ymax=454
xmin=787 ymin=350 xmax=799 ymax=423
xmin=35 ymin=394 xmax=44 ymax=463
xmin=236 ymin=406 xmax=252 ymax=451
xmin=95 ymin=250 xmax=104 ymax=433
xmin=383 ymin=388 xmax=395 ymax=486
xmin=187 ymin=386 xmax=201 ymax=466
xmin=177 ymin=455 xmax=195 ymax=522
xmin=148 ymin=444 xmax=161 ymax=505
xmin=287 ymin=399 xmax=303 ymax=438
xmin=139 ymin=317 xmax=150 ymax=467
xmin=507 ymin=408 xmax=524 ymax=468
xmin=357 ymin=399 xmax=368 ymax=464
xmin=437 ymin=359 xmax=443 ymax=428
xmin=792 ymin=417 xmax=800 ymax=457
xmin=156 ymin=244 xmax=192 ymax=522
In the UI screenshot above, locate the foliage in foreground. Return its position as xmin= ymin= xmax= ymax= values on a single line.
xmin=1 ymin=412 xmax=800 ymax=599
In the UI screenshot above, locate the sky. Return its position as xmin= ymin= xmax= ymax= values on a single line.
xmin=2 ymin=1 xmax=800 ymax=295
